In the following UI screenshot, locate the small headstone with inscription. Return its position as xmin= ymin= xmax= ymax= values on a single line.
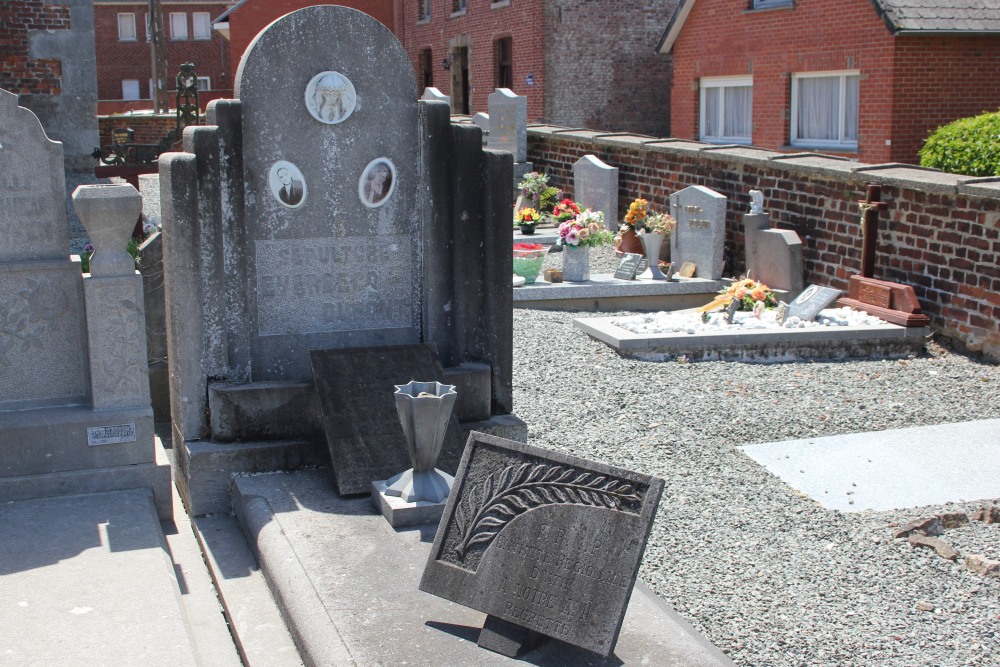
xmin=669 ymin=186 xmax=726 ymax=280
xmin=420 ymin=432 xmax=664 ymax=658
xmin=787 ymin=284 xmax=841 ymax=322
xmin=573 ymin=155 xmax=619 ymax=232
xmin=488 ymin=88 xmax=532 ymax=185
xmin=613 ymin=253 xmax=644 ymax=281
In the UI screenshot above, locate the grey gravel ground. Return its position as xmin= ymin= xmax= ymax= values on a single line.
xmin=518 ymin=245 xmax=1000 ymax=667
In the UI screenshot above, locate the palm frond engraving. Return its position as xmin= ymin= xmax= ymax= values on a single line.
xmin=449 ymin=463 xmax=643 ymax=560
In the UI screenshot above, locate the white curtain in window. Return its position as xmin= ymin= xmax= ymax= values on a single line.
xmin=797 ymin=76 xmax=838 ymax=141
xmin=193 ymin=13 xmax=211 ymax=40
xmin=118 ymin=13 xmax=136 ymax=41
xmin=703 ymin=88 xmax=720 ymax=138
xmin=170 ymin=13 xmax=187 ymax=39
xmin=122 ymin=80 xmax=140 ymax=101
xmin=724 ymin=85 xmax=752 ymax=138
xmin=843 ymin=75 xmax=860 ymax=141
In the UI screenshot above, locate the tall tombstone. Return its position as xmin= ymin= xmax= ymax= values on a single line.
xmin=487 ymin=89 xmax=526 ymax=162
xmin=0 ymin=89 xmax=169 ymax=518
xmin=669 ymin=185 xmax=727 ymax=280
xmin=573 ymin=154 xmax=619 ymax=231
xmin=159 ymin=7 xmax=519 ymax=515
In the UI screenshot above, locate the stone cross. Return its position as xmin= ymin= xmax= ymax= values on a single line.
xmin=857 ymin=184 xmax=888 ymax=279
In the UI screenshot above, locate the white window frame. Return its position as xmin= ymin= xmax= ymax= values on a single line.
xmin=790 ymin=70 xmax=859 ymax=149
xmin=144 ymin=13 xmax=150 ymax=42
xmin=192 ymin=12 xmax=211 ymax=40
xmin=170 ymin=12 xmax=188 ymax=40
xmin=117 ymin=13 xmax=137 ymax=41
xmin=197 ymin=76 xmax=211 ymax=91
xmin=699 ymin=76 xmax=753 ymax=144
xmin=752 ymin=0 xmax=793 ymax=8
xmin=122 ymin=79 xmax=141 ymax=101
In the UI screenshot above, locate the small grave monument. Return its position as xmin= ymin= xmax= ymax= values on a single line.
xmin=614 ymin=253 xmax=645 ymax=281
xmin=0 ymin=89 xmax=169 ymax=518
xmin=159 ymin=7 xmax=521 ymax=515
xmin=420 ymin=86 xmax=450 ymax=106
xmin=669 ymin=185 xmax=726 ymax=280
xmin=787 ymin=284 xmax=841 ymax=322
xmin=488 ymin=88 xmax=532 ymax=186
xmin=472 ymin=112 xmax=490 ymax=145
xmin=836 ymin=185 xmax=930 ymax=327
xmin=742 ymin=190 xmax=804 ymax=293
xmin=420 ymin=432 xmax=664 ymax=658
xmin=573 ymin=154 xmax=619 ymax=231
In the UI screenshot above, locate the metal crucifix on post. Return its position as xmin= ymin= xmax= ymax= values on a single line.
xmin=857 ymin=184 xmax=888 ymax=279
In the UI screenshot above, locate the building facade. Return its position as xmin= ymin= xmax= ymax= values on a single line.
xmin=93 ymin=0 xmax=235 ymax=114
xmin=660 ymin=0 xmax=1000 ymax=164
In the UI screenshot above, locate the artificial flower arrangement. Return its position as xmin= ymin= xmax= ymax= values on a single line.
xmin=639 ymin=211 xmax=677 ymax=236
xmin=720 ymin=277 xmax=778 ymax=311
xmin=513 ymin=242 xmax=545 ymax=252
xmin=516 ymin=171 xmax=560 ymax=214
xmin=557 ymin=209 xmax=614 ymax=248
xmin=551 ymin=198 xmax=581 ymax=223
xmin=621 ymin=197 xmax=648 ymax=232
xmin=514 ymin=207 xmax=540 ymax=227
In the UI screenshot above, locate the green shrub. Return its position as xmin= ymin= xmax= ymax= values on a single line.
xmin=919 ymin=110 xmax=1000 ymax=176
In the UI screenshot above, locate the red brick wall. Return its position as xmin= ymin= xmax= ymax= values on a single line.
xmin=671 ymin=0 xmax=895 ymax=163
xmin=528 ymin=127 xmax=1000 ymax=359
xmin=227 ymin=0 xmax=397 ymax=83
xmin=399 ymin=0 xmax=546 ymax=119
xmin=94 ymin=1 xmax=234 ymax=103
xmin=891 ymin=35 xmax=1000 ymax=165
xmin=0 ymin=0 xmax=72 ymax=94
xmin=542 ymin=0 xmax=676 ymax=136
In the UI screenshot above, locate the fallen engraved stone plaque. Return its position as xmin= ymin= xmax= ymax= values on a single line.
xmin=420 ymin=432 xmax=664 ymax=657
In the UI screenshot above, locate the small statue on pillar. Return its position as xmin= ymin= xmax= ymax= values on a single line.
xmin=836 ymin=184 xmax=930 ymax=327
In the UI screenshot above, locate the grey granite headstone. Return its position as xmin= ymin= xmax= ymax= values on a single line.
xmin=787 ymin=284 xmax=841 ymax=322
xmin=420 ymin=432 xmax=664 ymax=658
xmin=573 ymin=155 xmax=619 ymax=231
xmin=488 ymin=88 xmax=527 ymax=163
xmin=669 ymin=186 xmax=726 ymax=280
xmin=743 ymin=211 xmax=804 ymax=293
xmin=472 ymin=112 xmax=490 ymax=145
xmin=237 ymin=7 xmax=421 ymax=380
xmin=421 ymin=86 xmax=450 ymax=105
xmin=309 ymin=344 xmax=466 ymax=496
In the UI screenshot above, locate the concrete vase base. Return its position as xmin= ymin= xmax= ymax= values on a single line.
xmin=371 ymin=479 xmax=448 ymax=529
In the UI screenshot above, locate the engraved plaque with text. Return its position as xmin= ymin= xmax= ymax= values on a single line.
xmin=420 ymin=433 xmax=664 ymax=657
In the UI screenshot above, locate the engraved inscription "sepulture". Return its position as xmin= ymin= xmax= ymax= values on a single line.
xmin=255 ymin=236 xmax=414 ymax=337
xmin=687 ymin=218 xmax=712 ymax=229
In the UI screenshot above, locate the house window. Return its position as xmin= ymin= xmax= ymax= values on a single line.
xmin=144 ymin=13 xmax=150 ymax=42
xmin=193 ymin=12 xmax=211 ymax=40
xmin=496 ymin=37 xmax=513 ymax=89
xmin=791 ymin=71 xmax=859 ymax=148
xmin=197 ymin=76 xmax=211 ymax=91
xmin=452 ymin=0 xmax=467 ymax=15
xmin=170 ymin=12 xmax=188 ymax=40
xmin=118 ymin=13 xmax=136 ymax=41
xmin=699 ymin=76 xmax=753 ymax=144
xmin=122 ymin=79 xmax=141 ymax=101
xmin=752 ymin=0 xmax=793 ymax=8
xmin=420 ymin=49 xmax=434 ymax=89
xmin=418 ymin=0 xmax=431 ymax=21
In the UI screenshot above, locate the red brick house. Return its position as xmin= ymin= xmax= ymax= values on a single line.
xmin=213 ymin=1 xmax=397 ymax=85
xmin=93 ymin=0 xmax=235 ymax=114
xmin=659 ymin=0 xmax=1000 ymax=164
xmin=399 ymin=0 xmax=677 ymax=136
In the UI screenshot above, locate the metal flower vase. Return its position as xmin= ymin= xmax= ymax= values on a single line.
xmin=640 ymin=233 xmax=668 ymax=280
xmin=562 ymin=245 xmax=590 ymax=282
xmin=384 ymin=380 xmax=457 ymax=504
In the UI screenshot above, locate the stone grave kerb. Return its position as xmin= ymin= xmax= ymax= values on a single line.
xmin=158 ymin=7 xmax=520 ymax=516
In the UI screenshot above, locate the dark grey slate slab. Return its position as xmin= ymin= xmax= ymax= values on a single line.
xmin=309 ymin=344 xmax=466 ymax=496
xmin=420 ymin=432 xmax=664 ymax=658
xmin=787 ymin=284 xmax=841 ymax=322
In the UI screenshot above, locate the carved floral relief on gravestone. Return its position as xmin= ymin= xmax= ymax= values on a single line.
xmin=359 ymin=158 xmax=396 ymax=208
xmin=421 ymin=433 xmax=664 ymax=657
xmin=269 ymin=161 xmax=307 ymax=208
xmin=304 ymin=71 xmax=357 ymax=124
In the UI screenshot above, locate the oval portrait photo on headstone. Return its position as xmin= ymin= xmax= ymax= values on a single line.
xmin=268 ymin=160 xmax=307 ymax=209
xmin=304 ymin=71 xmax=357 ymax=125
xmin=358 ymin=158 xmax=396 ymax=208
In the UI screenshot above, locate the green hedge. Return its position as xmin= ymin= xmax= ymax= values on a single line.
xmin=919 ymin=110 xmax=1000 ymax=177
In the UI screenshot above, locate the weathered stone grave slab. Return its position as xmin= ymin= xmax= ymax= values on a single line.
xmin=573 ymin=154 xmax=619 ymax=231
xmin=488 ymin=88 xmax=527 ymax=163
xmin=787 ymin=284 xmax=841 ymax=321
xmin=309 ymin=344 xmax=465 ymax=496
xmin=420 ymin=432 xmax=664 ymax=658
xmin=669 ymin=185 xmax=726 ymax=280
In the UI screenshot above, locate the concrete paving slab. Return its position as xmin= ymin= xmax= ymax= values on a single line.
xmin=740 ymin=419 xmax=1000 ymax=512
xmin=0 ymin=489 xmax=199 ymax=666
xmin=517 ymin=275 xmax=724 ymax=313
xmin=233 ymin=469 xmax=735 ymax=667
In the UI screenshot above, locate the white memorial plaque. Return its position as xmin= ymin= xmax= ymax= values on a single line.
xmin=87 ymin=423 xmax=137 ymax=446
xmin=304 ymin=71 xmax=357 ymax=124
